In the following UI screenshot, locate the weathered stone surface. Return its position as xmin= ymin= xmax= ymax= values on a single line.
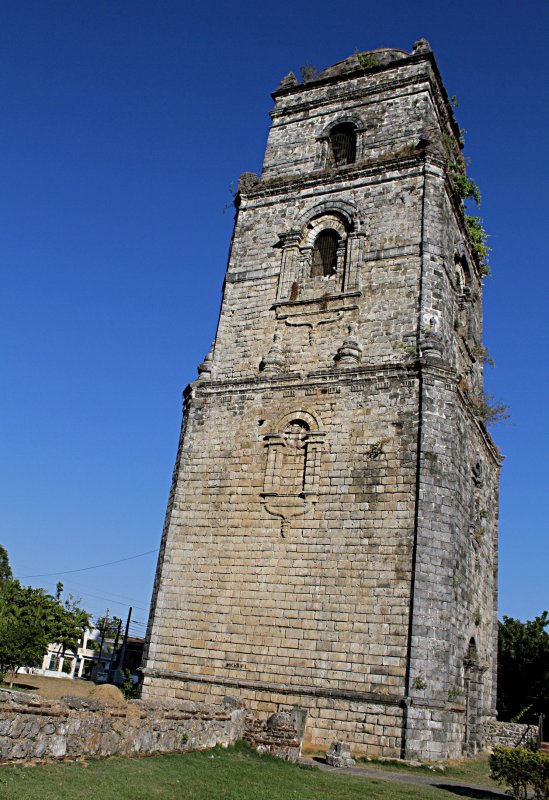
xmin=142 ymin=41 xmax=500 ymax=761
xmin=244 ymin=708 xmax=306 ymax=762
xmin=481 ymin=720 xmax=537 ymax=750
xmin=0 ymin=689 xmax=245 ymax=763
xmin=326 ymin=740 xmax=356 ymax=767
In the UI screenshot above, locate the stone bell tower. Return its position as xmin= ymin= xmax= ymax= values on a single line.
xmin=142 ymin=40 xmax=501 ymax=760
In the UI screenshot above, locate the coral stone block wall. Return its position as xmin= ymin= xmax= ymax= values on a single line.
xmin=143 ymin=41 xmax=500 ymax=760
xmin=0 ymin=689 xmax=245 ymax=762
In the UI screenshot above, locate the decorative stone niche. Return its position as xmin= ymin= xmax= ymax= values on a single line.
xmin=261 ymin=410 xmax=325 ymax=535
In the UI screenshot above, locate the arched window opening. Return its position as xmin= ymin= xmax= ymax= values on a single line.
xmin=455 ymin=254 xmax=470 ymax=295
xmin=311 ymin=230 xmax=340 ymax=277
xmin=465 ymin=638 xmax=478 ymax=666
xmin=329 ymin=123 xmax=356 ymax=166
xmin=284 ymin=420 xmax=309 ymax=448
xmin=282 ymin=420 xmax=309 ymax=494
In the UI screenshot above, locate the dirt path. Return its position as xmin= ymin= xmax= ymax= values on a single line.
xmin=300 ymin=758 xmax=507 ymax=798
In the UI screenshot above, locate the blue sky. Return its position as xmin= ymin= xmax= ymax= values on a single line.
xmin=1 ymin=1 xmax=547 ymax=635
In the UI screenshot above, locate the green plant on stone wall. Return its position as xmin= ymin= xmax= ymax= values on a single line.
xmin=394 ymin=142 xmax=418 ymax=159
xmin=470 ymin=391 xmax=510 ymax=428
xmin=450 ymin=163 xmax=482 ymax=206
xmin=299 ymin=64 xmax=320 ymax=83
xmin=444 ymin=120 xmax=492 ymax=277
xmin=355 ymin=50 xmax=380 ymax=70
xmin=465 ymin=215 xmax=491 ymax=276
xmin=397 ymin=340 xmax=418 ymax=357
xmin=452 ymin=571 xmax=466 ymax=589
xmin=471 ymin=343 xmax=495 ymax=367
xmin=367 ymin=440 xmax=389 ymax=459
xmin=412 ymin=675 xmax=427 ymax=691
xmin=474 ymin=609 xmax=483 ymax=627
xmin=441 ymin=132 xmax=456 ymax=160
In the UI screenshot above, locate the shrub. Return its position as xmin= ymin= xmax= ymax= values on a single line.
xmin=465 ymin=215 xmax=491 ymax=276
xmin=356 ymin=51 xmax=379 ymax=69
xmin=490 ymin=747 xmax=549 ymax=800
xmin=121 ymin=669 xmax=139 ymax=699
xmin=299 ymin=65 xmax=320 ymax=83
xmin=470 ymin=391 xmax=510 ymax=427
xmin=450 ymin=163 xmax=481 ymax=206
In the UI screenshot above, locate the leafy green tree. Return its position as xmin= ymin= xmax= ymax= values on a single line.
xmin=95 ymin=613 xmax=122 ymax=639
xmin=52 ymin=594 xmax=91 ymax=657
xmin=0 ymin=578 xmax=90 ymax=683
xmin=0 ymin=545 xmax=12 ymax=583
xmin=497 ymin=612 xmax=549 ymax=723
xmin=0 ymin=581 xmax=52 ymax=681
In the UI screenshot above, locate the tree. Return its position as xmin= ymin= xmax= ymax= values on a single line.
xmin=0 ymin=581 xmax=53 ymax=681
xmin=497 ymin=612 xmax=549 ymax=723
xmin=0 ymin=545 xmax=12 ymax=583
xmin=52 ymin=594 xmax=91 ymax=657
xmin=95 ymin=613 xmax=122 ymax=639
xmin=0 ymin=578 xmax=90 ymax=683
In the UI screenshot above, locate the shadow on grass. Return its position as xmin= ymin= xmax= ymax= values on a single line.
xmin=434 ymin=785 xmax=505 ymax=798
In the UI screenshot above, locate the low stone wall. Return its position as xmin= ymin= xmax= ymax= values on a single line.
xmin=481 ymin=720 xmax=537 ymax=750
xmin=0 ymin=689 xmax=245 ymax=762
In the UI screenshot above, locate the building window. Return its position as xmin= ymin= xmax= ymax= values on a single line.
xmin=329 ymin=123 xmax=356 ymax=166
xmin=311 ymin=229 xmax=340 ymax=277
xmin=465 ymin=637 xmax=479 ymax=666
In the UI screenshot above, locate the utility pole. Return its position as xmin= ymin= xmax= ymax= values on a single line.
xmin=113 ymin=607 xmax=132 ymax=685
xmin=93 ymin=612 xmax=108 ymax=682
xmin=108 ymin=618 xmax=122 ymax=683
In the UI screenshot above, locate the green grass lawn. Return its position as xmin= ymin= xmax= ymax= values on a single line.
xmin=359 ymin=753 xmax=499 ymax=788
xmin=0 ymin=743 xmax=500 ymax=800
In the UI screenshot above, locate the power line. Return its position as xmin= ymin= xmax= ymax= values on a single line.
xmin=16 ymin=548 xmax=159 ymax=579
xmin=62 ymin=587 xmax=149 ymax=613
xmin=65 ymin=581 xmax=150 ymax=606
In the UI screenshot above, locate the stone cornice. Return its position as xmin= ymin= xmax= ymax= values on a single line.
xmin=239 ymin=152 xmax=443 ymax=205
xmin=270 ymin=51 xmax=461 ymax=145
xmin=187 ymin=361 xmax=500 ymax=466
xmin=191 ymin=361 xmax=419 ymax=399
xmin=143 ymin=666 xmax=405 ymax=706
xmin=272 ymin=52 xmax=424 ymax=100
xmin=142 ymin=667 xmax=462 ymax=714
xmin=271 ymin=72 xmax=431 ymax=121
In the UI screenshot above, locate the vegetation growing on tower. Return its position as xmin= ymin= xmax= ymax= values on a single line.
xmin=444 ymin=101 xmax=491 ymax=277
